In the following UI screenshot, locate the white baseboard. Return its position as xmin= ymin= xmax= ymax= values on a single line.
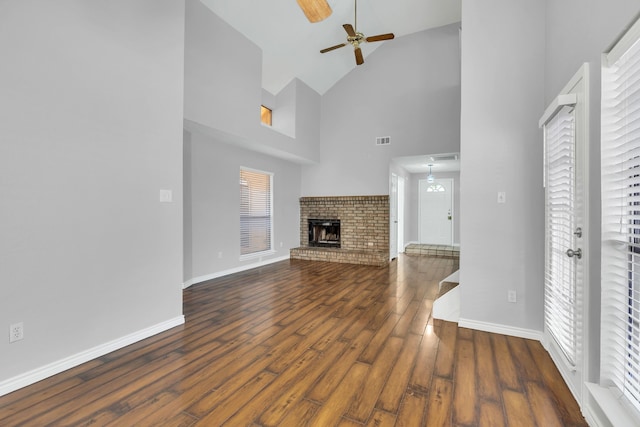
xmin=458 ymin=318 xmax=543 ymax=341
xmin=183 ymin=255 xmax=290 ymax=289
xmin=0 ymin=315 xmax=185 ymax=397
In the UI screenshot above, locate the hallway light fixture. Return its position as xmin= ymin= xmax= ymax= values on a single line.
xmin=296 ymin=0 xmax=332 ymax=23
xmin=427 ymin=164 xmax=435 ymax=183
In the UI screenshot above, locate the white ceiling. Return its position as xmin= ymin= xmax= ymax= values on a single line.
xmin=394 ymin=153 xmax=460 ymax=174
xmin=200 ymin=0 xmax=461 ymax=95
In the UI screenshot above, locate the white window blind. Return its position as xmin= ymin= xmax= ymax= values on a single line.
xmin=544 ymin=106 xmax=578 ymax=367
xmin=240 ymin=168 xmax=273 ymax=257
xmin=601 ymin=16 xmax=640 ymax=414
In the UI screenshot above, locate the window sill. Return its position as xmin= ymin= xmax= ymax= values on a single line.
xmin=585 ymin=383 xmax=640 ymax=427
xmin=239 ymin=250 xmax=276 ymax=262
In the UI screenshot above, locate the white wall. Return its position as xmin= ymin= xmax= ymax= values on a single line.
xmin=0 ymin=0 xmax=185 ymax=388
xmin=183 ymin=129 xmax=301 ymax=284
xmin=459 ymin=0 xmax=546 ymax=332
xmin=303 ymin=24 xmax=461 ymax=196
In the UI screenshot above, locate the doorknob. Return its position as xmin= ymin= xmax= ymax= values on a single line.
xmin=566 ymin=248 xmax=582 ymax=259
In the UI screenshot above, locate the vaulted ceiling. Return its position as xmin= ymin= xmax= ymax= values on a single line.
xmin=201 ymin=0 xmax=461 ymax=95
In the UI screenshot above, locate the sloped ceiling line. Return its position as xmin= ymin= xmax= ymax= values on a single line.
xmin=200 ymin=0 xmax=461 ymax=95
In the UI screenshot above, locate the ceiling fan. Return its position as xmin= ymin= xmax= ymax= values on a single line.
xmin=319 ymin=0 xmax=395 ymax=66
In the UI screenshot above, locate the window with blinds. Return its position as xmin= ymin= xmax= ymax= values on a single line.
xmin=240 ymin=168 xmax=273 ymax=257
xmin=544 ymin=106 xmax=578 ymax=366
xmin=601 ymin=15 xmax=640 ymax=414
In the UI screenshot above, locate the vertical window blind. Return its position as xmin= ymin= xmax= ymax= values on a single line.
xmin=544 ymin=106 xmax=578 ymax=366
xmin=240 ymin=168 xmax=273 ymax=256
xmin=601 ymin=16 xmax=640 ymax=414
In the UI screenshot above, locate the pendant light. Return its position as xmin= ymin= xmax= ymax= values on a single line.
xmin=427 ymin=164 xmax=435 ymax=183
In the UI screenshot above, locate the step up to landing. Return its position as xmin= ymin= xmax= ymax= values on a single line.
xmin=405 ymin=244 xmax=459 ymax=259
xmin=433 ymin=270 xmax=460 ymax=323
xmin=437 ymin=281 xmax=459 ymax=299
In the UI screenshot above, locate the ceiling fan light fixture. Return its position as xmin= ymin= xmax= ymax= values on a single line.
xmin=297 ymin=0 xmax=332 ymax=23
xmin=319 ymin=0 xmax=394 ymax=66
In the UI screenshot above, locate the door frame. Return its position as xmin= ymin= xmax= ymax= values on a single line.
xmin=390 ymin=173 xmax=398 ymax=260
xmin=398 ymin=175 xmax=405 ymax=253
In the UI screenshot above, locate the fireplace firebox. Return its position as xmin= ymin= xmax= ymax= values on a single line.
xmin=308 ymin=219 xmax=340 ymax=248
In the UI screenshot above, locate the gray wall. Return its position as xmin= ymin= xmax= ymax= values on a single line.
xmin=182 ymin=1 xmax=310 ymax=284
xmin=460 ymin=0 xmax=640 ymax=366
xmin=184 ymin=0 xmax=321 ymax=165
xmin=459 ymin=0 xmax=546 ymax=331
xmin=302 ymin=24 xmax=462 ymax=196
xmin=184 ymin=130 xmax=301 ymax=284
xmin=0 ymin=0 xmax=184 ymax=384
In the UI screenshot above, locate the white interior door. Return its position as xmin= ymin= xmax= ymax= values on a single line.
xmin=419 ymin=178 xmax=453 ymax=245
xmin=390 ymin=173 xmax=398 ymax=259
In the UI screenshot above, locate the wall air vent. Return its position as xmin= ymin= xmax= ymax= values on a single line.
xmin=376 ymin=136 xmax=391 ymax=146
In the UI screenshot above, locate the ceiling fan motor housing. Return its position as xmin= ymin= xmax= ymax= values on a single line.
xmin=348 ymin=33 xmax=365 ymax=47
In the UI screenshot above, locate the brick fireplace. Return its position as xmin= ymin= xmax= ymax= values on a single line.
xmin=290 ymin=195 xmax=389 ymax=266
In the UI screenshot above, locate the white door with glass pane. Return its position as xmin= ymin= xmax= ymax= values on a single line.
xmin=419 ymin=178 xmax=453 ymax=245
xmin=540 ymin=64 xmax=589 ymax=404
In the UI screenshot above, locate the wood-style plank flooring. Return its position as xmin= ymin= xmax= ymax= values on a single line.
xmin=0 ymin=255 xmax=587 ymax=426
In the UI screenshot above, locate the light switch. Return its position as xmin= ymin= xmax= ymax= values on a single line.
xmin=159 ymin=189 xmax=173 ymax=202
xmin=497 ymin=191 xmax=506 ymax=204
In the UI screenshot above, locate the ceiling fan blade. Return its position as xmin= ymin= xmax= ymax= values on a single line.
xmin=296 ymin=0 xmax=332 ymax=23
xmin=320 ymin=43 xmax=347 ymax=53
xmin=354 ymin=47 xmax=364 ymax=65
xmin=366 ymin=33 xmax=395 ymax=43
xmin=343 ymin=24 xmax=357 ymax=37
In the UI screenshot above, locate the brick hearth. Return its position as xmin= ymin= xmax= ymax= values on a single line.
xmin=290 ymin=195 xmax=389 ymax=266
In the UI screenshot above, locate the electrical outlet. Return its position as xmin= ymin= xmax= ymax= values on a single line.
xmin=507 ymin=290 xmax=517 ymax=303
xmin=218 ymin=251 xmax=223 ymax=259
xmin=9 ymin=322 xmax=24 ymax=343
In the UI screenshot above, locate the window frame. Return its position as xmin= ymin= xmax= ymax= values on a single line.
xmin=596 ymin=13 xmax=640 ymax=425
xmin=239 ymin=167 xmax=274 ymax=260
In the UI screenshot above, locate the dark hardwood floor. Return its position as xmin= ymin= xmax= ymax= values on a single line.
xmin=0 ymin=255 xmax=587 ymax=426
